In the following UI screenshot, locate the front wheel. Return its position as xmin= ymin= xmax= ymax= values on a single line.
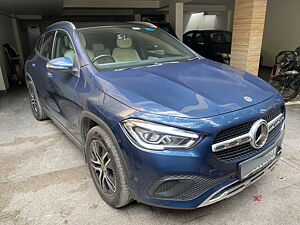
xmin=27 ymin=80 xmax=48 ymax=120
xmin=86 ymin=125 xmax=131 ymax=208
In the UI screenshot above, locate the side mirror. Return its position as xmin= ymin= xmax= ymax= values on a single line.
xmin=46 ymin=57 xmax=73 ymax=73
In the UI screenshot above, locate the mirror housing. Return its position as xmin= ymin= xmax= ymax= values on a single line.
xmin=46 ymin=57 xmax=73 ymax=73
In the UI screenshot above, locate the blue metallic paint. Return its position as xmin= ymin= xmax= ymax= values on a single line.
xmin=25 ymin=22 xmax=285 ymax=209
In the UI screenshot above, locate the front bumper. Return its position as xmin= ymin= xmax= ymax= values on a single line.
xmin=112 ymin=96 xmax=285 ymax=209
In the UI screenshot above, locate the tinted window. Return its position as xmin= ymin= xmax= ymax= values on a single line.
xmin=183 ymin=32 xmax=193 ymax=44
xmin=209 ymin=32 xmax=232 ymax=43
xmin=194 ymin=33 xmax=205 ymax=45
xmin=40 ymin=31 xmax=55 ymax=59
xmin=53 ymin=31 xmax=74 ymax=60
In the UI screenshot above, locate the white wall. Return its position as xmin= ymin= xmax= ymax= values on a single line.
xmin=0 ymin=13 xmax=17 ymax=91
xmin=183 ymin=4 xmax=234 ymax=33
xmin=262 ymin=0 xmax=300 ymax=67
xmin=184 ymin=12 xmax=216 ymax=33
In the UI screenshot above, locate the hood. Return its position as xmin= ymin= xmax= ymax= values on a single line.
xmin=94 ymin=59 xmax=276 ymax=118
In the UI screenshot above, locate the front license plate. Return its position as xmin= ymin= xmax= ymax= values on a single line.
xmin=238 ymin=147 xmax=277 ymax=180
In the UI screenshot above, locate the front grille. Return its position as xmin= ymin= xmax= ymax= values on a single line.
xmin=149 ymin=175 xmax=229 ymax=201
xmin=263 ymin=107 xmax=282 ymax=123
xmin=213 ymin=106 xmax=283 ymax=162
xmin=214 ymin=121 xmax=283 ymax=162
xmin=213 ymin=121 xmax=253 ymax=144
xmin=213 ymin=106 xmax=283 ymax=145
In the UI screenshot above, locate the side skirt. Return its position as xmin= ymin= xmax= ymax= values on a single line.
xmin=43 ymin=105 xmax=84 ymax=151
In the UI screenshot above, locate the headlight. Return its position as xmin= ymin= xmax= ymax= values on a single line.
xmin=122 ymin=119 xmax=203 ymax=150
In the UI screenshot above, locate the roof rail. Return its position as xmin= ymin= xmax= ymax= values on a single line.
xmin=128 ymin=21 xmax=157 ymax=28
xmin=47 ymin=21 xmax=76 ymax=29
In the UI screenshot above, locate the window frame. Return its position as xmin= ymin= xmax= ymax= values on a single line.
xmin=52 ymin=29 xmax=76 ymax=60
xmin=51 ymin=29 xmax=80 ymax=76
xmin=35 ymin=35 xmax=44 ymax=53
xmin=39 ymin=30 xmax=56 ymax=60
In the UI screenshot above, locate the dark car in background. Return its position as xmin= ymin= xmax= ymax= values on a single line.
xmin=153 ymin=22 xmax=178 ymax=38
xmin=183 ymin=30 xmax=232 ymax=64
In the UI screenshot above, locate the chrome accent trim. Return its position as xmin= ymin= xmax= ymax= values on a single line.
xmin=212 ymin=133 xmax=252 ymax=152
xmin=47 ymin=21 xmax=76 ymax=29
xmin=249 ymin=119 xmax=269 ymax=149
xmin=212 ymin=113 xmax=284 ymax=152
xmin=198 ymin=154 xmax=279 ymax=208
xmin=268 ymin=113 xmax=285 ymax=132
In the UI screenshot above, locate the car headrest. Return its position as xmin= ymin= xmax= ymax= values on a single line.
xmin=79 ymin=33 xmax=87 ymax=48
xmin=68 ymin=41 xmax=73 ymax=49
xmin=116 ymin=35 xmax=132 ymax=49
xmin=92 ymin=43 xmax=105 ymax=51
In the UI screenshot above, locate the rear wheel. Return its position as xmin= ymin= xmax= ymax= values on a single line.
xmin=86 ymin=125 xmax=131 ymax=208
xmin=27 ymin=80 xmax=48 ymax=120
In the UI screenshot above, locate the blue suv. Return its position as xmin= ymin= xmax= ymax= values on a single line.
xmin=25 ymin=21 xmax=285 ymax=209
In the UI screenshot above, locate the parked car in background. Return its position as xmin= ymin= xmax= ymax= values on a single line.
xmin=153 ymin=22 xmax=178 ymax=38
xmin=25 ymin=21 xmax=285 ymax=209
xmin=183 ymin=30 xmax=232 ymax=64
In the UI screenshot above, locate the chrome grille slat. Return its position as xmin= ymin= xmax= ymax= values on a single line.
xmin=212 ymin=107 xmax=284 ymax=162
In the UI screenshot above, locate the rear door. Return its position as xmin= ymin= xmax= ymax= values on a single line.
xmin=30 ymin=31 xmax=55 ymax=100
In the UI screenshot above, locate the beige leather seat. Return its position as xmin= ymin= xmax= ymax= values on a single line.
xmin=79 ymin=33 xmax=95 ymax=60
xmin=64 ymin=33 xmax=94 ymax=63
xmin=64 ymin=42 xmax=75 ymax=63
xmin=112 ymin=36 xmax=140 ymax=62
xmin=92 ymin=43 xmax=111 ymax=56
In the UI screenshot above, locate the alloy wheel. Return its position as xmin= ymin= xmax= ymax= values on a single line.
xmin=29 ymin=84 xmax=39 ymax=116
xmin=90 ymin=139 xmax=117 ymax=197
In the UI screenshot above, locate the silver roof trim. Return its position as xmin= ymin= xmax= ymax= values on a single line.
xmin=47 ymin=21 xmax=76 ymax=29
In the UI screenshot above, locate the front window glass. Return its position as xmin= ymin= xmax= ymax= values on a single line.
xmin=78 ymin=26 xmax=198 ymax=71
xmin=40 ymin=31 xmax=55 ymax=59
xmin=209 ymin=32 xmax=232 ymax=43
xmin=53 ymin=31 xmax=75 ymax=63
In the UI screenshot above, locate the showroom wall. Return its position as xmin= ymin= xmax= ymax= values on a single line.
xmin=262 ymin=0 xmax=300 ymax=67
xmin=0 ymin=12 xmax=17 ymax=91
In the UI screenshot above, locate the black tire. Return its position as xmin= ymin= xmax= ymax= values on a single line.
xmin=27 ymin=80 xmax=48 ymax=120
xmin=281 ymin=85 xmax=300 ymax=102
xmin=86 ymin=125 xmax=131 ymax=208
xmin=271 ymin=80 xmax=299 ymax=102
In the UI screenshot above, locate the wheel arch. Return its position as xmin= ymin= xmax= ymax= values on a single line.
xmin=79 ymin=111 xmax=131 ymax=189
xmin=79 ymin=111 xmax=119 ymax=158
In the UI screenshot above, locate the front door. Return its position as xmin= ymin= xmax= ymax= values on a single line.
xmin=44 ymin=30 xmax=80 ymax=138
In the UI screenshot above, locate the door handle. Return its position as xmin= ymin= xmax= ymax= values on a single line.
xmin=47 ymin=72 xmax=53 ymax=77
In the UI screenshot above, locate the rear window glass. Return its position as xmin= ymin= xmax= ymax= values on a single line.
xmin=209 ymin=32 xmax=232 ymax=43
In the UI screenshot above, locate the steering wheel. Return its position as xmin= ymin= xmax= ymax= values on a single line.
xmin=92 ymin=55 xmax=115 ymax=64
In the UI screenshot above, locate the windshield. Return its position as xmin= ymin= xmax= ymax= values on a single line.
xmin=209 ymin=32 xmax=232 ymax=44
xmin=77 ymin=26 xmax=197 ymax=71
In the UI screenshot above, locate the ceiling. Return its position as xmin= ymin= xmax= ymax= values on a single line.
xmin=0 ymin=0 xmax=233 ymax=15
xmin=0 ymin=0 xmax=63 ymax=15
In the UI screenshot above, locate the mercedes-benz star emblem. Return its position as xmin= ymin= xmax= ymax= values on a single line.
xmin=244 ymin=96 xmax=253 ymax=102
xmin=250 ymin=119 xmax=269 ymax=149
